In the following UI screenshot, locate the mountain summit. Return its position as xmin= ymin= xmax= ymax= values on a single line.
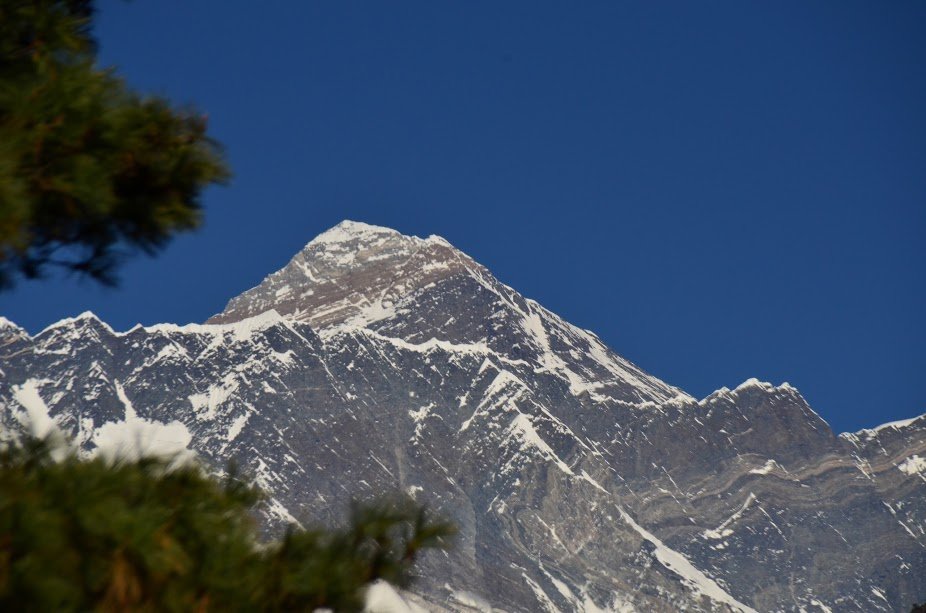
xmin=2 ymin=221 xmax=925 ymax=611
xmin=211 ymin=220 xmax=687 ymax=406
xmin=209 ymin=221 xmax=472 ymax=331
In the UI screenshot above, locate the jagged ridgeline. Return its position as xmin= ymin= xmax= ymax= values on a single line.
xmin=2 ymin=221 xmax=925 ymax=612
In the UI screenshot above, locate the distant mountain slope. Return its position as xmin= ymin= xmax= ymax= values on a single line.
xmin=2 ymin=221 xmax=924 ymax=612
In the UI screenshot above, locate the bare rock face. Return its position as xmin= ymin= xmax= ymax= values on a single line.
xmin=2 ymin=221 xmax=924 ymax=612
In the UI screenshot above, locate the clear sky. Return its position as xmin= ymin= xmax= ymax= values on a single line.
xmin=2 ymin=1 xmax=923 ymax=434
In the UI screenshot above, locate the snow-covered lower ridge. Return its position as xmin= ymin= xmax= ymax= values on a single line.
xmin=33 ymin=308 xmax=289 ymax=340
xmin=35 ymin=310 xmax=116 ymax=336
xmin=698 ymin=378 xmax=796 ymax=405
xmin=141 ymin=308 xmax=288 ymax=339
xmin=12 ymin=306 xmax=921 ymax=441
xmin=20 ymin=303 xmax=686 ymax=413
xmin=844 ymin=414 xmax=925 ymax=439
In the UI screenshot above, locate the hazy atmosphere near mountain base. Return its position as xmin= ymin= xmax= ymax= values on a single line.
xmin=1 ymin=1 xmax=923 ymax=435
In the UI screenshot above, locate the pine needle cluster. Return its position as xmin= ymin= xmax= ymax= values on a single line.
xmin=0 ymin=436 xmax=454 ymax=612
xmin=0 ymin=1 xmax=230 ymax=288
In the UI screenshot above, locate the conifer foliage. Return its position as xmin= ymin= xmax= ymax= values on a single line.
xmin=0 ymin=1 xmax=230 ymax=288
xmin=0 ymin=436 xmax=454 ymax=611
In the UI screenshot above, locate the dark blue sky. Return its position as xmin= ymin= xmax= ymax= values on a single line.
xmin=2 ymin=1 xmax=924 ymax=433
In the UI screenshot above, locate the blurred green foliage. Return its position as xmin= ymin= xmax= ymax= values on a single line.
xmin=0 ymin=1 xmax=230 ymax=288
xmin=0 ymin=436 xmax=454 ymax=611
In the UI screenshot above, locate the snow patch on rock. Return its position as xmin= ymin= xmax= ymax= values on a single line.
xmin=898 ymin=455 xmax=926 ymax=476
xmin=93 ymin=382 xmax=193 ymax=461
xmin=364 ymin=580 xmax=428 ymax=613
xmin=11 ymin=378 xmax=57 ymax=437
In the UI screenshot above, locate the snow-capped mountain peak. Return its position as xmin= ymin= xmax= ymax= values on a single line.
xmin=209 ymin=221 xmax=686 ymax=407
xmin=2 ymin=221 xmax=925 ymax=612
xmin=209 ymin=221 xmax=474 ymax=332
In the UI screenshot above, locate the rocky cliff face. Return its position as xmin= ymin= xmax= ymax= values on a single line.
xmin=2 ymin=221 xmax=924 ymax=612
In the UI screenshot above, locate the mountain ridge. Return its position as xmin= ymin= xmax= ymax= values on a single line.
xmin=9 ymin=307 xmax=921 ymax=438
xmin=2 ymin=221 xmax=925 ymax=611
